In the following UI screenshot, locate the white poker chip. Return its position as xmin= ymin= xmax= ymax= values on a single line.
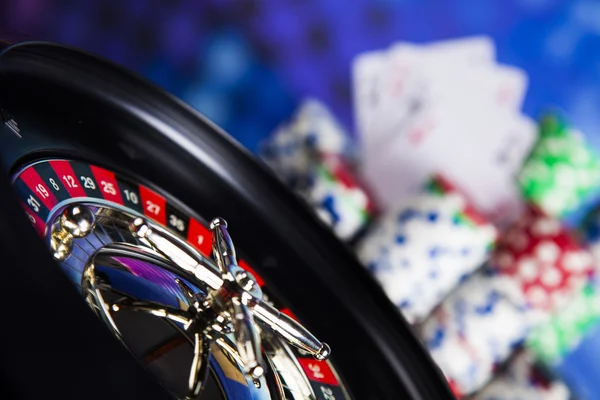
xmin=358 ymin=192 xmax=496 ymax=323
xmin=300 ymin=169 xmax=368 ymax=240
xmin=293 ymin=99 xmax=352 ymax=156
xmin=260 ymin=98 xmax=353 ymax=182
xmin=260 ymin=99 xmax=370 ymax=241
xmin=260 ymin=123 xmax=314 ymax=184
xmin=419 ymin=272 xmax=532 ymax=395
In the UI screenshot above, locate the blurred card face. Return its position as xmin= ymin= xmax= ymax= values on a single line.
xmin=361 ymin=99 xmax=535 ymax=222
xmin=352 ymin=35 xmax=534 ymax=224
xmin=352 ymin=49 xmax=388 ymax=150
xmin=365 ymin=45 xmax=527 ymax=157
xmin=356 ymin=36 xmax=497 ymax=153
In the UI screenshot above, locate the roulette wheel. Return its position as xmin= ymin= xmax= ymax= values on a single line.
xmin=0 ymin=41 xmax=453 ymax=399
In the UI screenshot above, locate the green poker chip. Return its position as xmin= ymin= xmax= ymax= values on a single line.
xmin=517 ymin=114 xmax=600 ymax=218
xmin=527 ymin=280 xmax=600 ymax=364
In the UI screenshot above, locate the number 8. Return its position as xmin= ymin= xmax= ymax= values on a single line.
xmin=49 ymin=178 xmax=60 ymax=191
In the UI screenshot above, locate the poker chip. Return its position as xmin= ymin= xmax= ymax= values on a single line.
xmin=260 ymin=98 xmax=355 ymax=184
xmin=517 ymin=114 xmax=600 ymax=220
xmin=419 ymin=271 xmax=532 ymax=396
xmin=490 ymin=206 xmax=595 ymax=313
xmin=358 ymin=175 xmax=496 ymax=323
xmin=527 ymin=276 xmax=600 ymax=365
xmin=260 ymin=99 xmax=374 ymax=240
xmin=298 ymin=155 xmax=375 ymax=240
xmin=426 ymin=174 xmax=492 ymax=228
xmin=474 ymin=350 xmax=570 ymax=400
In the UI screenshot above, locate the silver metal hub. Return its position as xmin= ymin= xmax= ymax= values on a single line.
xmin=46 ymin=203 xmax=331 ymax=399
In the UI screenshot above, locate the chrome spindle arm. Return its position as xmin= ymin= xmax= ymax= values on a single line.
xmin=186 ymin=332 xmax=211 ymax=400
xmin=253 ymin=301 xmax=331 ymax=360
xmin=231 ymin=299 xmax=265 ymax=378
xmin=130 ymin=213 xmax=331 ymax=379
xmin=130 ymin=218 xmax=224 ymax=290
xmin=209 ymin=217 xmax=237 ymax=273
xmin=209 ymin=218 xmax=331 ymax=361
xmin=210 ymin=217 xmax=265 ymax=378
xmin=111 ymin=298 xmax=194 ymax=329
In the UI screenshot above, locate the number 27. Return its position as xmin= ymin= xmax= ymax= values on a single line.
xmin=146 ymin=200 xmax=161 ymax=215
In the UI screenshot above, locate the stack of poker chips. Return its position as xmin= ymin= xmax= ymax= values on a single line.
xmin=517 ymin=114 xmax=600 ymax=225
xmin=262 ymin=104 xmax=596 ymax=396
xmin=527 ymin=275 xmax=600 ymax=366
xmin=490 ymin=206 xmax=595 ymax=315
xmin=410 ymin=124 xmax=598 ymax=397
xmin=261 ymin=99 xmax=353 ymax=184
xmin=260 ymin=99 xmax=375 ymax=240
xmin=418 ymin=204 xmax=594 ymax=397
xmin=418 ymin=270 xmax=531 ymax=397
xmin=474 ymin=350 xmax=570 ymax=400
xmin=524 ymin=212 xmax=600 ymax=399
xmin=357 ymin=175 xmax=497 ymax=324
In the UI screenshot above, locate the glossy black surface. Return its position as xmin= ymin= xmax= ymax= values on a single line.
xmin=0 ymin=42 xmax=454 ymax=399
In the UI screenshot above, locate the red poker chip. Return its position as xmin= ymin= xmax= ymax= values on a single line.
xmin=490 ymin=205 xmax=594 ymax=311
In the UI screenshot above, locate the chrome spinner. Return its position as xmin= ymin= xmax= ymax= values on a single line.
xmin=47 ymin=203 xmax=331 ymax=399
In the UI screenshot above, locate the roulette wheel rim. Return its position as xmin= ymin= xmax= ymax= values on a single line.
xmin=0 ymin=41 xmax=453 ymax=399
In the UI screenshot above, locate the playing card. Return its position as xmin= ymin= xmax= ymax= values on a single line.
xmin=492 ymin=115 xmax=537 ymax=175
xmin=361 ymin=101 xmax=533 ymax=224
xmin=352 ymin=49 xmax=389 ymax=150
xmin=358 ymin=36 xmax=497 ymax=151
xmin=353 ymin=35 xmax=532 ymax=225
xmin=366 ymin=51 xmax=527 ymax=158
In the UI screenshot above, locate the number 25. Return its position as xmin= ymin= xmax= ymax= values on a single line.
xmin=101 ymin=181 xmax=117 ymax=195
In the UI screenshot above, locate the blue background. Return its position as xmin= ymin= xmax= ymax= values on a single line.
xmin=4 ymin=0 xmax=600 ymax=396
xmin=4 ymin=0 xmax=600 ymax=154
